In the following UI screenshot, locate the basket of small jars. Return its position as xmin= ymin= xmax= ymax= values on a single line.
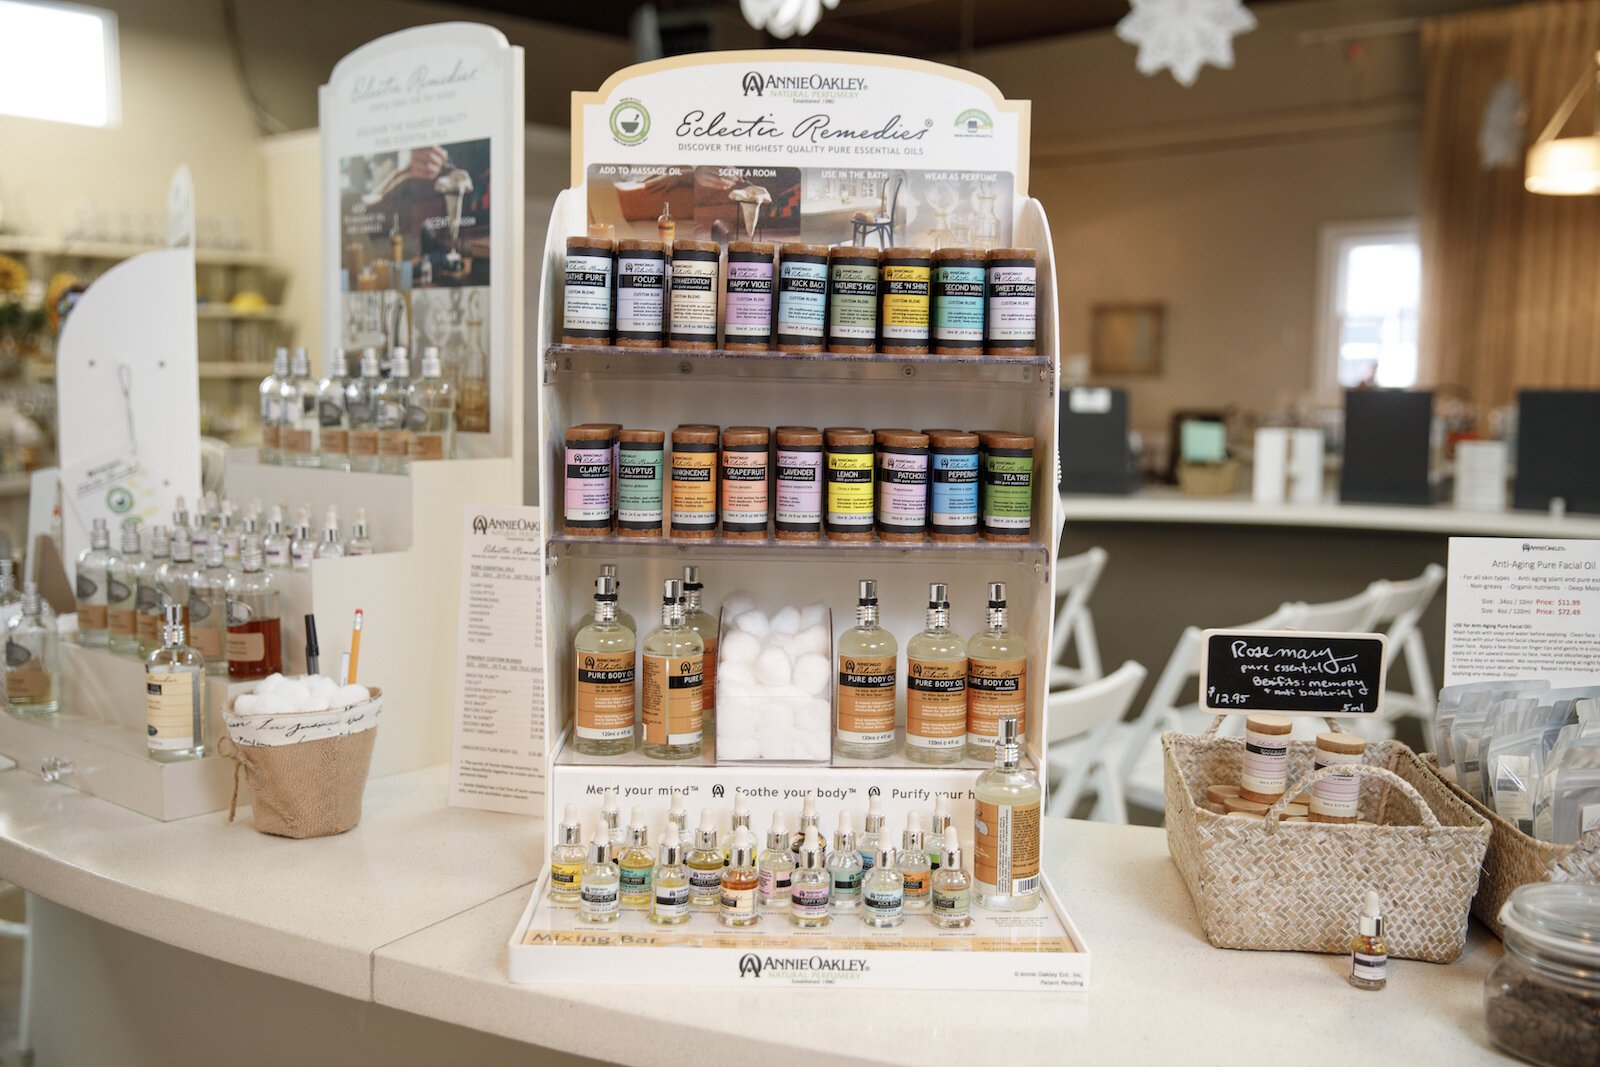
xmin=1163 ymin=716 xmax=1490 ymax=962
xmin=219 ymin=674 xmax=382 ymax=839
xmin=1485 ymin=883 xmax=1600 ymax=1067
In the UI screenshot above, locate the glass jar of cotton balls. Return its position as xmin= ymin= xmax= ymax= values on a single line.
xmin=715 ymin=594 xmax=833 ymax=762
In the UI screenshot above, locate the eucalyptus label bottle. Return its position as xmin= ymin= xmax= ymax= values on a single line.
xmin=835 ymin=578 xmax=897 ymax=759
xmin=966 ymin=581 xmax=1027 ymax=762
xmin=640 ymin=578 xmax=704 ymax=760
xmin=574 ymin=574 xmax=636 ymax=756
xmin=906 ymin=582 xmax=967 ymax=764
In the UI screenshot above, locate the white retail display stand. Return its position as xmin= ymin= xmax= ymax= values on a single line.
xmin=511 ymin=50 xmax=1076 ymax=990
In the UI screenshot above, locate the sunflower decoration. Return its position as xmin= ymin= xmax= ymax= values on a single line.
xmin=0 ymin=254 xmax=48 ymax=354
xmin=45 ymin=272 xmax=80 ymax=333
xmin=0 ymin=254 xmax=26 ymax=294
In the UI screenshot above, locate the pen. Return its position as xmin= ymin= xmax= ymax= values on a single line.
xmin=347 ymin=609 xmax=363 ymax=684
xmin=304 ymin=614 xmax=320 ymax=676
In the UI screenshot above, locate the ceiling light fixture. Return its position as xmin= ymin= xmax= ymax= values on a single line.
xmin=1526 ymin=50 xmax=1600 ymax=195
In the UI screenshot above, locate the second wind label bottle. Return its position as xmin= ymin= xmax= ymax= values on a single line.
xmin=640 ymin=578 xmax=704 ymax=760
xmin=835 ymin=578 xmax=896 ymax=759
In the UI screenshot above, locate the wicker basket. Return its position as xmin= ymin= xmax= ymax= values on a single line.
xmin=1422 ymin=754 xmax=1600 ymax=937
xmin=1164 ymin=727 xmax=1490 ymax=962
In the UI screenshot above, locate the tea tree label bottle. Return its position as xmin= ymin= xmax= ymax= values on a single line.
xmin=835 ymin=578 xmax=897 ymax=759
xmin=574 ymin=574 xmax=636 ymax=756
xmin=974 ymin=715 xmax=1041 ymax=911
xmin=907 ymin=582 xmax=967 ymax=764
xmin=640 ymin=578 xmax=704 ymax=760
xmin=966 ymin=582 xmax=1027 ymax=761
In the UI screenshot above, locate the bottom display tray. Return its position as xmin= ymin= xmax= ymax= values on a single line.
xmin=507 ymin=871 xmax=1088 ymax=991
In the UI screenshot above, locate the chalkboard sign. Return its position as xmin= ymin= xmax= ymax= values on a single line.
xmin=1199 ymin=629 xmax=1389 ymax=716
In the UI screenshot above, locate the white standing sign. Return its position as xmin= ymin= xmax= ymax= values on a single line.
xmin=449 ymin=503 xmax=545 ymax=814
xmin=1445 ymin=537 xmax=1600 ymax=687
xmin=321 ymin=23 xmax=524 ymax=461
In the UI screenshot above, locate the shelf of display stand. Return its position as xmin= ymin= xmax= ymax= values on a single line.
xmin=552 ymin=727 xmax=1035 ymax=773
xmin=543 ymin=343 xmax=1053 ymax=388
xmin=548 ymin=532 xmax=1049 ymax=566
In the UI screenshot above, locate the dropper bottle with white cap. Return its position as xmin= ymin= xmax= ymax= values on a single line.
xmin=790 ymin=831 xmax=830 ymax=928
xmin=686 ymin=808 xmax=725 ymax=908
xmin=617 ymin=806 xmax=655 ymax=908
xmin=758 ymin=811 xmax=795 ymax=910
xmin=346 ymin=509 xmax=374 ymax=557
xmin=826 ymin=811 xmax=864 ymax=910
xmin=547 ymin=804 xmax=587 ymax=903
xmin=1349 ymin=890 xmax=1388 ymax=990
xmin=859 ymin=795 xmax=885 ymax=870
xmin=930 ymin=826 xmax=972 ymax=927
xmin=862 ymin=821 xmax=905 ymax=928
xmin=578 ymin=828 xmax=619 ymax=924
xmin=347 ymin=347 xmax=382 ymax=473
xmin=315 ymin=507 xmax=345 ymax=559
xmin=792 ymin=793 xmax=821 ymax=863
xmin=720 ymin=790 xmax=752 ymax=865
xmin=405 ymin=345 xmax=456 ymax=463
xmin=600 ymin=789 xmax=624 ymax=858
xmin=262 ymin=505 xmax=291 ymax=570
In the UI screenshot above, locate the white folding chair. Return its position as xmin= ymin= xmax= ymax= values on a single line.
xmin=1049 ymin=547 xmax=1107 ymax=689
xmin=1044 ymin=660 xmax=1147 ymax=821
xmin=1337 ymin=564 xmax=1444 ymax=742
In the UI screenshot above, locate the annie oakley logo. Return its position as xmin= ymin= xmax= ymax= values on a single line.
xmin=676 ymin=110 xmax=929 ymax=145
xmin=350 ymin=60 xmax=479 ymax=103
xmin=737 ymin=953 xmax=869 ymax=978
xmin=742 ymin=71 xmax=869 ymax=96
xmin=471 ymin=515 xmax=540 ymax=535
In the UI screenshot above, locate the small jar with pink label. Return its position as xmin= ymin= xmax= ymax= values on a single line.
xmin=1310 ymin=732 xmax=1365 ymax=823
xmin=720 ymin=426 xmax=771 ymax=540
xmin=1238 ymin=713 xmax=1292 ymax=804
xmin=875 ymin=429 xmax=929 ymax=542
xmin=775 ymin=426 xmax=823 ymax=541
xmin=723 ymin=241 xmax=775 ymax=352
xmin=563 ymin=425 xmax=615 ymax=537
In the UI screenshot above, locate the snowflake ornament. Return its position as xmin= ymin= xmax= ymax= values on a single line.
xmin=741 ymin=0 xmax=841 ymax=39
xmin=1116 ymin=0 xmax=1258 ymax=88
xmin=1478 ymin=79 xmax=1526 ymax=170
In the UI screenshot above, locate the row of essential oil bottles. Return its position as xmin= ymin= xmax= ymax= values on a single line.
xmin=258 ymin=344 xmax=457 ymax=472
xmin=571 ymin=567 xmax=1026 ymax=763
xmin=555 ymin=729 xmax=1040 ymax=929
xmin=70 ymin=514 xmax=284 ymax=681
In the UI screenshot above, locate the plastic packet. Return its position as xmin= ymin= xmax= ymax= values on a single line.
xmin=1531 ymin=721 xmax=1600 ymax=844
xmin=1435 ymin=679 xmax=1550 ymax=773
xmin=1486 ymin=723 xmax=1566 ymax=833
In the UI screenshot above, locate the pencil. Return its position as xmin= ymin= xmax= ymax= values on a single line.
xmin=348 ymin=609 xmax=363 ymax=684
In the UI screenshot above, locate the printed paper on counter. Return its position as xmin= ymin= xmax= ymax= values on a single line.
xmin=449 ymin=503 xmax=545 ymax=814
xmin=1445 ymin=537 xmax=1600 ymax=688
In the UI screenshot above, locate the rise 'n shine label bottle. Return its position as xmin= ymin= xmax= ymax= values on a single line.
xmin=966 ymin=581 xmax=1027 ymax=762
xmin=835 ymin=578 xmax=897 ymax=759
xmin=974 ymin=714 xmax=1041 ymax=911
xmin=640 ymin=578 xmax=704 ymax=760
xmin=573 ymin=574 xmax=636 ymax=756
xmin=907 ymin=582 xmax=967 ymax=764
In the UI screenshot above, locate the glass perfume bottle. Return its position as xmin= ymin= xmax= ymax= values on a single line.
xmin=720 ymin=791 xmax=752 ymax=865
xmin=681 ymin=566 xmax=717 ymax=729
xmin=687 ymin=809 xmax=725 ymax=908
xmin=262 ymin=506 xmax=291 ymax=570
xmin=282 ymin=346 xmax=320 ymax=467
xmin=135 ymin=524 xmax=171 ymax=655
xmin=901 ymin=814 xmax=932 ymax=913
xmin=1349 ymin=891 xmax=1388 ymax=990
xmin=457 ymin=339 xmax=489 ymax=434
xmin=216 ymin=501 xmax=241 ymax=564
xmin=107 ymin=520 xmax=142 ymax=655
xmin=346 ymin=347 xmax=382 ymax=473
xmin=618 ymin=808 xmax=655 ymax=909
xmin=0 ymin=559 xmax=19 ymax=611
xmin=862 ymin=831 xmax=905 ymax=928
xmin=315 ymin=508 xmax=345 ymax=560
xmin=573 ymin=573 xmax=636 ymax=757
xmin=186 ymin=539 xmax=230 ymax=673
xmin=826 ymin=812 xmax=864 ymax=912
xmin=758 ymin=811 xmax=795 ymax=910
xmin=579 ymin=564 xmax=636 ymax=633
xmin=601 ymin=788 xmax=625 ymax=858
xmin=790 ymin=831 xmax=830 ymax=929
xmin=258 ymin=346 xmax=288 ymax=464
xmin=640 ymin=578 xmax=704 ymax=761
xmin=547 ymin=804 xmax=587 ymax=903
xmin=974 ymin=714 xmax=1041 ymax=911
xmin=650 ymin=835 xmax=691 ymax=926
xmin=907 ymin=582 xmax=967 ymax=765
xmin=225 ymin=538 xmax=283 ymax=680
xmin=146 ymin=603 xmax=207 ymax=760
xmin=720 ymin=830 xmax=759 ymax=927
xmin=160 ymin=527 xmax=195 ymax=636
xmin=190 ymin=493 xmax=214 ymax=562
xmin=346 ymin=509 xmax=374 ymax=557
xmin=966 ymin=582 xmax=1028 ymax=762
xmin=406 ymin=346 xmax=456 ymax=463
xmin=6 ymin=583 xmax=60 ymax=716
xmin=792 ymin=794 xmax=821 ymax=865
xmin=375 ymin=345 xmax=411 ymax=474
xmin=836 ymin=578 xmax=897 ymax=759
xmin=657 ymin=201 xmax=676 ymax=245
xmin=317 ymin=346 xmax=351 ymax=471
xmin=931 ymin=826 xmax=973 ymax=928
xmin=578 ymin=830 xmax=620 ymax=924
xmin=75 ymin=517 xmax=116 ymax=647
xmin=929 ymin=796 xmax=952 ymax=869
xmin=859 ymin=795 xmax=884 ymax=872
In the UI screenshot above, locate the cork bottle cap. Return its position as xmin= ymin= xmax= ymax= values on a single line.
xmin=1316 ymin=731 xmax=1367 ymax=755
xmin=925 ymin=428 xmax=980 ymax=448
xmin=619 ymin=428 xmax=665 ymax=444
xmin=825 ymin=427 xmax=874 ymax=446
xmin=775 ymin=426 xmax=822 ymax=446
xmin=875 ymin=428 xmax=928 ymax=448
xmin=727 ymin=240 xmax=775 ymax=256
xmin=671 ymin=239 xmax=719 ymax=255
xmin=722 ymin=425 xmax=769 ymax=446
xmin=617 ymin=238 xmax=665 ymax=253
xmin=779 ymin=242 xmax=830 ymax=258
xmin=567 ymin=235 xmax=613 ymax=252
xmin=933 ymin=246 xmax=986 ymax=262
xmin=1246 ymin=714 xmax=1293 ymax=736
xmin=881 ymin=246 xmax=932 ymax=262
xmin=672 ymin=424 xmax=719 ymax=444
xmin=565 ymin=425 xmax=613 ymax=445
xmin=978 ymin=430 xmax=1034 ymax=450
xmin=829 ymin=245 xmax=880 ymax=262
xmin=987 ymin=246 xmax=1036 ymax=261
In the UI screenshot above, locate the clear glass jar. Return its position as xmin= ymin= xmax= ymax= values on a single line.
xmin=1485 ymin=883 xmax=1600 ymax=1067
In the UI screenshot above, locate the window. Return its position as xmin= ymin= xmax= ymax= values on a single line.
xmin=0 ymin=0 xmax=119 ymax=127
xmin=1317 ymin=221 xmax=1420 ymax=392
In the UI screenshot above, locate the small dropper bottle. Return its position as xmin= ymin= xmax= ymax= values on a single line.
xmin=262 ymin=506 xmax=291 ymax=570
xmin=578 ymin=829 xmax=619 ymax=924
xmin=666 ymin=790 xmax=688 ymax=839
xmin=650 ymin=834 xmax=690 ymax=926
xmin=315 ymin=507 xmax=345 ymax=559
xmin=929 ymin=795 xmax=952 ymax=869
xmin=792 ymin=793 xmax=821 ymax=863
xmin=601 ymin=788 xmax=624 ymax=859
xmin=930 ymin=826 xmax=973 ymax=928
xmin=862 ymin=823 xmax=905 ymax=928
xmin=721 ymin=790 xmax=753 ymax=865
xmin=790 ymin=831 xmax=831 ymax=928
xmin=1349 ymin=891 xmax=1388 ymax=990
xmin=547 ymin=804 xmax=587 ymax=903
xmin=720 ymin=830 xmax=759 ymax=927
xmin=859 ymin=795 xmax=885 ymax=871
xmin=686 ymin=809 xmax=725 ymax=908
xmin=346 ymin=509 xmax=374 ymax=556
xmin=618 ymin=807 xmax=655 ymax=908
xmin=290 ymin=508 xmax=315 ymax=571
xmin=758 ymin=811 xmax=795 ymax=910
xmin=901 ymin=814 xmax=932 ymax=913
xmin=826 ymin=811 xmax=864 ymax=911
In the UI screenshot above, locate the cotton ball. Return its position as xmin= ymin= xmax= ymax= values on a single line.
xmin=800 ymin=732 xmax=832 ymax=761
xmin=233 ymin=694 xmax=261 ymax=714
xmin=309 ymin=674 xmax=341 ymax=698
xmin=719 ymin=738 xmax=762 ymax=761
xmin=336 ymin=684 xmax=371 ymax=706
xmin=723 ymin=595 xmax=756 ymax=621
xmin=794 ymin=701 xmax=831 ymax=736
xmin=255 ymin=693 xmax=296 ymax=714
xmin=721 ymin=630 xmax=761 ymax=666
xmin=770 ymin=606 xmax=801 ymax=635
xmin=254 ymin=673 xmax=286 ymax=696
xmin=717 ymin=702 xmax=759 ymax=738
xmin=799 ymin=602 xmax=829 ymax=629
xmin=275 ymin=679 xmax=310 ymax=705
xmin=718 ymin=661 xmax=756 ymax=690
xmin=791 ymin=624 xmax=830 ymax=657
xmin=791 ymin=653 xmax=830 ymax=697
xmin=755 ymin=646 xmax=792 ymax=688
xmin=734 ymin=610 xmax=771 ymax=637
xmin=303 ymin=696 xmax=331 ymax=713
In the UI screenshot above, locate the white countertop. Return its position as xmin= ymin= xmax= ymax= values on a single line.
xmin=0 ymin=763 xmax=540 ymax=1000
xmin=1064 ymin=487 xmax=1600 ymax=538
xmin=0 ymin=764 xmax=1511 ymax=1064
